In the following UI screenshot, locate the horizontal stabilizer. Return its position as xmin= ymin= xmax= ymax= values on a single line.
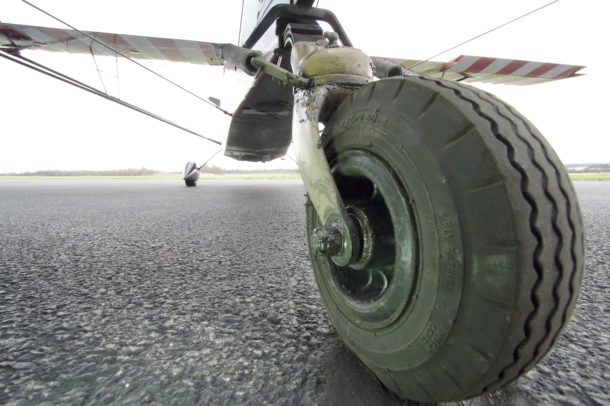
xmin=0 ymin=22 xmax=223 ymax=65
xmin=374 ymin=54 xmax=585 ymax=85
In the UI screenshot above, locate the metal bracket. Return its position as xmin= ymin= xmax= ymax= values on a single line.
xmin=290 ymin=38 xmax=374 ymax=266
xmin=292 ymin=86 xmax=358 ymax=266
xmin=251 ymin=56 xmax=310 ymax=88
xmin=243 ymin=4 xmax=353 ymax=49
xmin=371 ymin=56 xmax=407 ymax=78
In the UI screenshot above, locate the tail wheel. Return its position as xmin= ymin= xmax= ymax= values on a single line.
xmin=306 ymin=77 xmax=584 ymax=402
xmin=183 ymin=161 xmax=199 ymax=187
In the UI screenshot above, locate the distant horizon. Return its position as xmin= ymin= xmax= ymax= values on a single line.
xmin=1 ymin=163 xmax=608 ymax=176
xmin=0 ymin=166 xmax=301 ymax=176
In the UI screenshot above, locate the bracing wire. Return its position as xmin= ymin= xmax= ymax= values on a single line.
xmin=21 ymin=0 xmax=233 ymax=117
xmin=405 ymin=0 xmax=560 ymax=70
xmin=0 ymin=50 xmax=222 ymax=145
xmin=114 ymin=34 xmax=121 ymax=99
xmin=238 ymin=0 xmax=245 ymax=45
xmin=198 ymin=147 xmax=224 ymax=171
xmin=284 ymin=142 xmax=298 ymax=166
xmin=284 ymin=152 xmax=298 ymax=166
xmin=89 ymin=46 xmax=107 ymax=94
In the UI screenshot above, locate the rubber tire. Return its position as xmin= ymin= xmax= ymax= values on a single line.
xmin=306 ymin=77 xmax=584 ymax=402
xmin=185 ymin=179 xmax=197 ymax=187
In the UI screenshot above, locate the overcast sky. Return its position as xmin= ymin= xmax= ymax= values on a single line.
xmin=0 ymin=0 xmax=606 ymax=172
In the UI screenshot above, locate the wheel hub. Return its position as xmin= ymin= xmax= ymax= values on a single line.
xmin=311 ymin=150 xmax=419 ymax=330
xmin=346 ymin=206 xmax=375 ymax=270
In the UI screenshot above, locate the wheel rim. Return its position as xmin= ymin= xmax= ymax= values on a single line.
xmin=315 ymin=150 xmax=419 ymax=331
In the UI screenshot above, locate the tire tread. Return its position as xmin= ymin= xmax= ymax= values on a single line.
xmin=413 ymin=77 xmax=582 ymax=393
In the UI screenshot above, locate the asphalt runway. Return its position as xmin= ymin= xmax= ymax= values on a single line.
xmin=0 ymin=179 xmax=607 ymax=405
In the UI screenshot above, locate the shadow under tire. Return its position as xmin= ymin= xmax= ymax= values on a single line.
xmin=185 ymin=179 xmax=197 ymax=187
xmin=305 ymin=77 xmax=584 ymax=402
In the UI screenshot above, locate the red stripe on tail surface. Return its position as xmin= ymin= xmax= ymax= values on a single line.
xmin=553 ymin=65 xmax=583 ymax=79
xmin=199 ymin=42 xmax=220 ymax=63
xmin=497 ymin=60 xmax=529 ymax=75
xmin=526 ymin=63 xmax=559 ymax=77
xmin=464 ymin=57 xmax=496 ymax=73
xmin=100 ymin=33 xmax=138 ymax=56
xmin=449 ymin=55 xmax=464 ymax=64
xmin=0 ymin=27 xmax=31 ymax=42
xmin=148 ymin=37 xmax=187 ymax=62
xmin=35 ymin=26 xmax=89 ymax=52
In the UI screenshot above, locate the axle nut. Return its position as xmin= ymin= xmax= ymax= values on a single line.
xmin=313 ymin=226 xmax=343 ymax=256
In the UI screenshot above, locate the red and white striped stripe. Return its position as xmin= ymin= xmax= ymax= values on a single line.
xmin=0 ymin=22 xmax=223 ymax=66
xmin=449 ymin=55 xmax=584 ymax=80
xmin=5 ymin=21 xmax=586 ymax=86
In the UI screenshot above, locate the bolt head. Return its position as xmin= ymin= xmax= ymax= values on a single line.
xmin=323 ymin=31 xmax=339 ymax=46
xmin=313 ymin=226 xmax=343 ymax=256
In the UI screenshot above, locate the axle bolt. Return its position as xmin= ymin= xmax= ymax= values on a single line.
xmin=313 ymin=226 xmax=343 ymax=256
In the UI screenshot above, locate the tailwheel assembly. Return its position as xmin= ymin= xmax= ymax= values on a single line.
xmin=183 ymin=161 xmax=199 ymax=187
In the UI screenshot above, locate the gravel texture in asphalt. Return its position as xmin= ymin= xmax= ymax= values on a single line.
xmin=0 ymin=179 xmax=607 ymax=405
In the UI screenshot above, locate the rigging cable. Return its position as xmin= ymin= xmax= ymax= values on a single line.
xmin=22 ymin=0 xmax=233 ymax=117
xmin=405 ymin=0 xmax=560 ymax=70
xmin=0 ymin=50 xmax=222 ymax=146
xmin=237 ymin=0 xmax=245 ymax=45
xmin=198 ymin=147 xmax=224 ymax=171
xmin=89 ymin=46 xmax=107 ymax=95
xmin=114 ymin=34 xmax=121 ymax=99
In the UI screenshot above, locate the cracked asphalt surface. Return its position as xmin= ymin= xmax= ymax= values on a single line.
xmin=0 ymin=179 xmax=607 ymax=405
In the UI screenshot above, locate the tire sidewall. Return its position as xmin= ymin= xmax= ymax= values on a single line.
xmin=310 ymin=88 xmax=466 ymax=370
